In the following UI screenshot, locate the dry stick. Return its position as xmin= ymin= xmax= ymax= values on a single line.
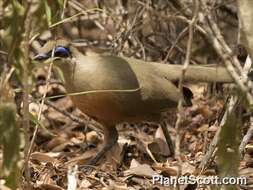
xmin=2 ymin=68 xmax=14 ymax=88
xmin=199 ymin=55 xmax=252 ymax=171
xmin=174 ymin=0 xmax=199 ymax=188
xmin=0 ymin=50 xmax=8 ymax=55
xmin=198 ymin=5 xmax=253 ymax=163
xmin=199 ymin=96 xmax=238 ymax=171
xmin=161 ymin=10 xmax=253 ymax=104
xmin=201 ymin=20 xmax=253 ymax=104
xmin=44 ymin=100 xmax=102 ymax=135
xmin=197 ymin=2 xmax=242 ymax=171
xmin=203 ymin=3 xmax=253 ymax=102
xmin=26 ymin=50 xmax=55 ymax=167
xmin=23 ymin=2 xmax=33 ymax=188
xmin=239 ymin=57 xmax=253 ymax=158
xmin=60 ymin=0 xmax=68 ymax=20
xmin=38 ymin=87 xmax=140 ymax=100
xmin=239 ymin=117 xmax=253 ymax=158
xmin=197 ymin=2 xmax=253 ymax=164
xmin=49 ymin=8 xmax=104 ymax=28
xmin=149 ymin=11 xmax=213 ymax=66
xmin=163 ymin=26 xmax=189 ymax=63
xmin=198 ymin=0 xmax=253 ymax=105
xmin=203 ymin=3 xmax=243 ymax=73
xmin=155 ymin=0 xmax=252 ymax=176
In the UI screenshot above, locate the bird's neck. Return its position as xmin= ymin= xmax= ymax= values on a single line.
xmin=55 ymin=58 xmax=78 ymax=92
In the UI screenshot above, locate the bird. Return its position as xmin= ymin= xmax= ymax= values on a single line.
xmin=34 ymin=39 xmax=234 ymax=167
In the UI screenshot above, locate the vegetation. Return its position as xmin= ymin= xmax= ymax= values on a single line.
xmin=0 ymin=0 xmax=253 ymax=189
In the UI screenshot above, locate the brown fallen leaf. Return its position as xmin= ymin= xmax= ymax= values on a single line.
xmin=181 ymin=162 xmax=195 ymax=175
xmin=31 ymin=152 xmax=59 ymax=164
xmin=65 ymin=148 xmax=99 ymax=166
xmin=38 ymin=184 xmax=64 ymax=190
xmin=153 ymin=162 xmax=178 ymax=176
xmin=46 ymin=134 xmax=68 ymax=150
xmin=103 ymin=180 xmax=132 ymax=190
xmin=79 ymin=179 xmax=92 ymax=189
xmin=51 ymin=142 xmax=72 ymax=152
xmin=124 ymin=159 xmax=158 ymax=178
xmin=36 ymin=163 xmax=57 ymax=187
xmin=86 ymin=131 xmax=100 ymax=144
xmin=148 ymin=126 xmax=171 ymax=157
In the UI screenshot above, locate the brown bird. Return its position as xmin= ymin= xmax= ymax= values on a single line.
xmin=34 ymin=39 xmax=234 ymax=167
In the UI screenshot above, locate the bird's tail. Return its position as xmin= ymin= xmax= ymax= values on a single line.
xmin=155 ymin=64 xmax=234 ymax=83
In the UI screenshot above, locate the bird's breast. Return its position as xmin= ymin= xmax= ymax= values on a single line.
xmin=62 ymin=59 xmax=143 ymax=124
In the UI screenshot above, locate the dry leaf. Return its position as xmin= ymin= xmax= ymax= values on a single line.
xmin=181 ymin=162 xmax=195 ymax=175
xmin=80 ymin=179 xmax=92 ymax=188
xmin=66 ymin=148 xmax=99 ymax=166
xmin=31 ymin=152 xmax=58 ymax=164
xmin=153 ymin=163 xmax=178 ymax=176
xmin=38 ymin=184 xmax=64 ymax=190
xmin=124 ymin=159 xmax=158 ymax=178
xmin=86 ymin=131 xmax=100 ymax=144
xmin=148 ymin=126 xmax=170 ymax=156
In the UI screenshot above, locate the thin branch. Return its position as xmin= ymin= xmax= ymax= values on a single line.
xmin=239 ymin=117 xmax=253 ymax=158
xmin=44 ymin=100 xmax=103 ymax=135
xmin=26 ymin=49 xmax=55 ymax=171
xmin=23 ymin=1 xmax=33 ymax=188
xmin=199 ymin=55 xmax=252 ymax=171
xmin=198 ymin=96 xmax=238 ymax=171
xmin=174 ymin=0 xmax=199 ymax=187
xmin=199 ymin=0 xmax=253 ymax=105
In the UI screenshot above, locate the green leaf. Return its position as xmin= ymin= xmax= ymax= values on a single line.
xmin=43 ymin=0 xmax=52 ymax=26
xmin=30 ymin=112 xmax=55 ymax=137
xmin=57 ymin=0 xmax=64 ymax=7
xmin=217 ymin=110 xmax=241 ymax=190
xmin=0 ymin=103 xmax=20 ymax=189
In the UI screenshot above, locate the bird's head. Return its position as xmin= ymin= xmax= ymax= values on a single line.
xmin=33 ymin=39 xmax=84 ymax=83
xmin=33 ymin=39 xmax=73 ymax=62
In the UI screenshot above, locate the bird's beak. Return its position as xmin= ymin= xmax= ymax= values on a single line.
xmin=33 ymin=53 xmax=50 ymax=61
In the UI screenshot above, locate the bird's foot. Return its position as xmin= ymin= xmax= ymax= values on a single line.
xmin=79 ymin=144 xmax=113 ymax=173
xmin=80 ymin=126 xmax=118 ymax=173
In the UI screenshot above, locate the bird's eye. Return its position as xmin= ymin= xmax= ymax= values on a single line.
xmin=54 ymin=46 xmax=70 ymax=58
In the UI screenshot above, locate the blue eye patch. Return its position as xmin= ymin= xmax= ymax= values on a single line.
xmin=53 ymin=46 xmax=71 ymax=58
xmin=33 ymin=46 xmax=71 ymax=61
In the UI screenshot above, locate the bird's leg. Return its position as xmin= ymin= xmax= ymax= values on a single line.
xmin=160 ymin=120 xmax=175 ymax=157
xmin=81 ymin=125 xmax=118 ymax=170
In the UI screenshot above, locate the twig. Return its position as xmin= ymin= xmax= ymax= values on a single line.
xmin=44 ymin=100 xmax=102 ymax=135
xmin=164 ymin=26 xmax=189 ymax=63
xmin=61 ymin=0 xmax=68 ymax=19
xmin=26 ymin=46 xmax=55 ymax=171
xmin=199 ymin=55 xmax=252 ymax=171
xmin=239 ymin=57 xmax=253 ymax=158
xmin=198 ymin=96 xmax=238 ymax=171
xmin=174 ymin=0 xmax=199 ymax=188
xmin=37 ymin=87 xmax=141 ymax=101
xmin=0 ymin=50 xmax=8 ymax=55
xmin=239 ymin=117 xmax=253 ymax=158
xmin=23 ymin=1 xmax=33 ymax=188
xmin=199 ymin=0 xmax=253 ymax=105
